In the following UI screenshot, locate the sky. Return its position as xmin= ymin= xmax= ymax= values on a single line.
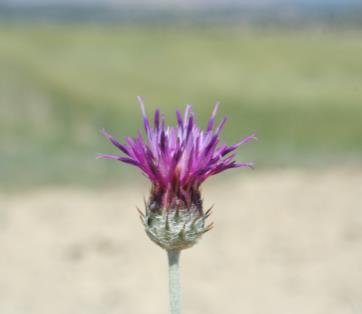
xmin=3 ymin=0 xmax=362 ymax=5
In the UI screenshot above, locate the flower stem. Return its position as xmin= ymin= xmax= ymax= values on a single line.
xmin=167 ymin=250 xmax=181 ymax=314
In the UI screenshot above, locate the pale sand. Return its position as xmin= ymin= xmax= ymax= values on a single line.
xmin=0 ymin=169 xmax=361 ymax=314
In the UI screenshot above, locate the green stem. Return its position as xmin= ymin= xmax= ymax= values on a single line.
xmin=167 ymin=250 xmax=181 ymax=314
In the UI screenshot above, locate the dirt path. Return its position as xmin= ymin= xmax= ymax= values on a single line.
xmin=1 ymin=169 xmax=361 ymax=314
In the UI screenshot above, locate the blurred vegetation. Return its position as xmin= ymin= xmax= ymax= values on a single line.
xmin=0 ymin=24 xmax=362 ymax=189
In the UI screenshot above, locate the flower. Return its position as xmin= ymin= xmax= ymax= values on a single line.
xmin=98 ymin=97 xmax=256 ymax=250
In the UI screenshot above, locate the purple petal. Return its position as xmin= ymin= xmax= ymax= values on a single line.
xmin=183 ymin=104 xmax=192 ymax=128
xmin=96 ymin=153 xmax=120 ymax=160
xmin=154 ymin=108 xmax=160 ymax=130
xmin=203 ymin=134 xmax=218 ymax=156
xmin=160 ymin=130 xmax=166 ymax=152
xmin=97 ymin=154 xmax=139 ymax=166
xmin=215 ymin=116 xmax=227 ymax=135
xmin=101 ymin=129 xmax=130 ymax=156
xmin=206 ymin=101 xmax=219 ymax=132
xmin=161 ymin=113 xmax=165 ymax=130
xmin=176 ymin=109 xmax=183 ymax=130
xmin=234 ymin=162 xmax=256 ymax=168
xmin=137 ymin=96 xmax=151 ymax=135
xmin=221 ymin=133 xmax=257 ymax=156
xmin=185 ymin=113 xmax=194 ymax=140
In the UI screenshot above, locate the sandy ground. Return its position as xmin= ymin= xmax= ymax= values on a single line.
xmin=0 ymin=169 xmax=362 ymax=314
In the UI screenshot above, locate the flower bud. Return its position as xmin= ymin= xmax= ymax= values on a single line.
xmin=141 ymin=202 xmax=212 ymax=251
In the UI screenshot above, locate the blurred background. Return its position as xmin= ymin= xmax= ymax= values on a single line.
xmin=0 ymin=1 xmax=362 ymax=313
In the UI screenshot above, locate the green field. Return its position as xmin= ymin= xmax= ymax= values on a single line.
xmin=0 ymin=25 xmax=362 ymax=189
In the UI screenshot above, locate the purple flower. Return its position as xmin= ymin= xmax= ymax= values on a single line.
xmin=98 ymin=97 xmax=256 ymax=212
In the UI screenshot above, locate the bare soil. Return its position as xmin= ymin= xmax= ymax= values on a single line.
xmin=1 ymin=169 xmax=361 ymax=314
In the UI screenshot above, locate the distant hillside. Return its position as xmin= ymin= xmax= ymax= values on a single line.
xmin=0 ymin=3 xmax=361 ymax=28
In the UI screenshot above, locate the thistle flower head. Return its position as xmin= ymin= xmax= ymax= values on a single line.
xmin=98 ymin=97 xmax=255 ymax=250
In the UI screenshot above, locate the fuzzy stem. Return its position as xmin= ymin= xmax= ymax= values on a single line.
xmin=167 ymin=250 xmax=181 ymax=314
